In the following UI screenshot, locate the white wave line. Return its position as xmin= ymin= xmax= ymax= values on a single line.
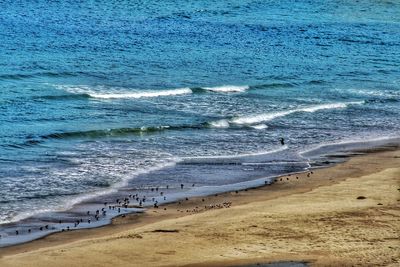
xmin=53 ymin=84 xmax=193 ymax=99
xmin=90 ymin=88 xmax=192 ymax=99
xmin=2 ymin=160 xmax=179 ymax=225
xmin=182 ymin=145 xmax=288 ymax=160
xmin=202 ymin=85 xmax=249 ymax=93
xmin=209 ymin=101 xmax=364 ymax=127
xmin=298 ymin=135 xmax=400 ymax=157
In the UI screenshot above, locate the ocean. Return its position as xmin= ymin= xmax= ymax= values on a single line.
xmin=0 ymin=0 xmax=399 ymax=246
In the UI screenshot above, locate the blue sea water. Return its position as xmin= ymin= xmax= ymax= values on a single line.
xmin=0 ymin=0 xmax=399 ymax=246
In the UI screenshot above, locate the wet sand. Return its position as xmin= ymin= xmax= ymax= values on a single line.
xmin=0 ymin=149 xmax=399 ymax=266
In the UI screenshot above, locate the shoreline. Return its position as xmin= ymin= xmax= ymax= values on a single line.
xmin=0 ymin=136 xmax=400 ymax=249
xmin=1 ymin=136 xmax=399 ymax=249
xmin=0 ymin=146 xmax=399 ymax=266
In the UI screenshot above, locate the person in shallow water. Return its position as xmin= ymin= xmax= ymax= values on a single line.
xmin=279 ymin=138 xmax=285 ymax=145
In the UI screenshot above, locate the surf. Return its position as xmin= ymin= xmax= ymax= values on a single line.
xmin=210 ymin=101 xmax=364 ymax=127
xmin=89 ymin=88 xmax=193 ymax=99
xmin=201 ymin=85 xmax=250 ymax=93
xmin=52 ymin=84 xmax=253 ymax=100
xmin=55 ymin=85 xmax=193 ymax=99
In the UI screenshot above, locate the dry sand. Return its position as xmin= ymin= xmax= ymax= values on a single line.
xmin=0 ymin=149 xmax=399 ymax=267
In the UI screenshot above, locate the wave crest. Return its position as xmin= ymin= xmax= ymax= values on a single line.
xmin=201 ymin=85 xmax=249 ymax=93
xmin=90 ymin=88 xmax=192 ymax=99
xmin=211 ymin=101 xmax=364 ymax=127
xmin=208 ymin=119 xmax=230 ymax=128
xmin=55 ymin=85 xmax=193 ymax=99
xmin=53 ymin=84 xmax=251 ymax=100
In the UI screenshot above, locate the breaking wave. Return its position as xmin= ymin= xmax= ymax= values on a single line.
xmin=201 ymin=85 xmax=249 ymax=93
xmin=51 ymin=84 xmax=253 ymax=100
xmin=55 ymin=85 xmax=193 ymax=99
xmin=211 ymin=101 xmax=364 ymax=127
xmin=24 ymin=102 xmax=364 ymax=143
xmin=90 ymin=88 xmax=193 ymax=99
xmin=13 ymin=101 xmax=367 ymax=147
xmin=47 ymin=82 xmax=309 ymax=100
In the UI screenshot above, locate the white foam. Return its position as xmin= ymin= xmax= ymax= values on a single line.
xmin=348 ymin=88 xmax=387 ymax=97
xmin=251 ymin=124 xmax=268 ymax=130
xmin=299 ymin=135 xmax=400 ymax=157
xmin=90 ymin=88 xmax=192 ymax=99
xmin=232 ymin=110 xmax=292 ymax=124
xmin=301 ymin=102 xmax=349 ymax=112
xmin=344 ymin=88 xmax=400 ymax=98
xmin=231 ymin=101 xmax=363 ymax=125
xmin=202 ymin=85 xmax=249 ymax=93
xmin=2 ymin=208 xmax=54 ymax=225
xmin=2 ymin=160 xmax=179 ymax=225
xmin=183 ymin=145 xmax=288 ymax=160
xmin=54 ymin=84 xmax=192 ymax=99
xmin=209 ymin=119 xmax=230 ymax=128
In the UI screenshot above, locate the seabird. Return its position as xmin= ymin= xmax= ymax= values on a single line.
xmin=279 ymin=138 xmax=285 ymax=145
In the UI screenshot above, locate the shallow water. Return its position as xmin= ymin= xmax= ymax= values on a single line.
xmin=0 ymin=0 xmax=399 ymax=246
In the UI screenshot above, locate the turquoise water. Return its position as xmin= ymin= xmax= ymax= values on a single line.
xmin=0 ymin=0 xmax=399 ymax=246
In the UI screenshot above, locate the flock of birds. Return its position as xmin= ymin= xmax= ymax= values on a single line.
xmin=1 ymin=169 xmax=316 ymax=240
xmin=1 ymin=139 xmax=317 ymax=241
xmin=0 ymin=183 xmax=191 ymax=239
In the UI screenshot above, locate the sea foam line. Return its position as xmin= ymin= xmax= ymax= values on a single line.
xmin=211 ymin=101 xmax=364 ymax=127
xmin=2 ymin=160 xmax=178 ymax=225
xmin=90 ymin=88 xmax=192 ymax=99
xmin=299 ymin=135 xmax=400 ymax=157
xmin=53 ymin=84 xmax=251 ymax=100
xmin=182 ymin=145 xmax=288 ymax=160
xmin=202 ymin=85 xmax=250 ymax=93
xmin=58 ymin=84 xmax=193 ymax=99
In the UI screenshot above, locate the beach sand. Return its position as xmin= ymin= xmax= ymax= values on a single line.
xmin=0 ymin=149 xmax=399 ymax=266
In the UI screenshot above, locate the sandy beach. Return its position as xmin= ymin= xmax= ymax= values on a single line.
xmin=0 ymin=148 xmax=399 ymax=266
xmin=2 ymin=0 xmax=399 ymax=266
